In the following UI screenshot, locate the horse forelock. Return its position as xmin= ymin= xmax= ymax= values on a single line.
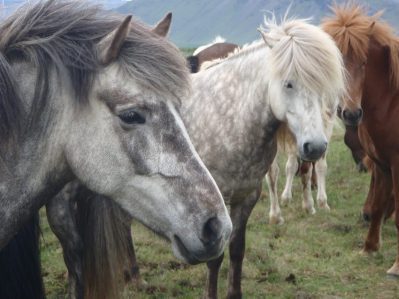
xmin=0 ymin=0 xmax=189 ymax=144
xmin=262 ymin=17 xmax=346 ymax=110
xmin=322 ymin=3 xmax=399 ymax=89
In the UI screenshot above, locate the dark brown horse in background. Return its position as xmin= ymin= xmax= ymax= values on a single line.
xmin=323 ymin=4 xmax=399 ymax=276
xmin=187 ymin=41 xmax=239 ymax=73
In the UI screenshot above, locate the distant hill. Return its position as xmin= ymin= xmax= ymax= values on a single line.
xmin=0 ymin=0 xmax=129 ymax=17
xmin=115 ymin=0 xmax=399 ymax=47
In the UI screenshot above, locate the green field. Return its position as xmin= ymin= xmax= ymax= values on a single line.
xmin=40 ymin=124 xmax=399 ymax=298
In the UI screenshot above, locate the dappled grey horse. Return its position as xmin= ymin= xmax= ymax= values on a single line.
xmin=0 ymin=1 xmax=232 ymax=298
xmin=49 ymin=14 xmax=346 ymax=299
xmin=184 ymin=17 xmax=345 ymax=298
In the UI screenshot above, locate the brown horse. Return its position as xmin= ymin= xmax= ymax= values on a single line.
xmin=323 ymin=4 xmax=399 ymax=276
xmin=187 ymin=41 xmax=239 ymax=73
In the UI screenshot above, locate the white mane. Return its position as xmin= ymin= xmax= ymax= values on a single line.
xmin=260 ymin=15 xmax=346 ymax=111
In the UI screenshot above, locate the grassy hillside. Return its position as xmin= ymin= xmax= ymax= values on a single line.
xmin=40 ymin=123 xmax=399 ymax=298
xmin=115 ymin=0 xmax=399 ymax=47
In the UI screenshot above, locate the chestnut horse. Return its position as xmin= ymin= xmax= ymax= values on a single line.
xmin=323 ymin=4 xmax=399 ymax=276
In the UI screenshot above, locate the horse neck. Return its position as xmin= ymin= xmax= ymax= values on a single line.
xmin=189 ymin=43 xmax=272 ymax=121
xmin=182 ymin=44 xmax=280 ymax=188
xmin=362 ymin=40 xmax=394 ymax=114
xmin=0 ymin=65 xmax=73 ymax=248
xmin=0 ymin=124 xmax=72 ymax=249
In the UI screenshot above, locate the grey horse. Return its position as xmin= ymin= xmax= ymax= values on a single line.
xmin=0 ymin=0 xmax=232 ymax=297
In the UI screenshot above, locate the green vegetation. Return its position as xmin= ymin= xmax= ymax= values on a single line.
xmin=40 ymin=124 xmax=399 ymax=298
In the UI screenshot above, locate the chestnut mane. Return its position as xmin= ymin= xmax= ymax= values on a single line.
xmin=322 ymin=3 xmax=399 ymax=88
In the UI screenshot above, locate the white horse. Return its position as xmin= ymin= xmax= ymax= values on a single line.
xmin=267 ymin=112 xmax=336 ymax=225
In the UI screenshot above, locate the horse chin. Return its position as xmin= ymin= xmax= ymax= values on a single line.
xmin=343 ymin=118 xmax=361 ymax=127
xmin=171 ymin=235 xmax=202 ymax=265
xmin=299 ymin=152 xmax=323 ymax=163
xmin=171 ymin=234 xmax=225 ymax=265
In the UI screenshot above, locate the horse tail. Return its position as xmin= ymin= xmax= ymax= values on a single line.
xmin=0 ymin=212 xmax=45 ymax=299
xmin=77 ymin=193 xmax=131 ymax=299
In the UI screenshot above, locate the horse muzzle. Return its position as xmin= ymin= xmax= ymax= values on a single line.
xmin=171 ymin=215 xmax=232 ymax=264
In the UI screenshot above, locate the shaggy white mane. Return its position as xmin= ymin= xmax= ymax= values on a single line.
xmin=260 ymin=15 xmax=346 ymax=110
xmin=201 ymin=14 xmax=346 ymax=113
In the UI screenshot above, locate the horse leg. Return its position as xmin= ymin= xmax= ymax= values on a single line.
xmin=315 ymin=156 xmax=330 ymax=211
xmin=363 ymin=166 xmax=392 ymax=253
xmin=204 ymin=253 xmax=224 ymax=299
xmin=281 ymin=154 xmax=298 ymax=205
xmin=311 ymin=163 xmax=317 ymax=190
xmin=123 ymin=221 xmax=146 ymax=287
xmin=387 ymin=161 xmax=399 ymax=276
xmin=266 ymin=157 xmax=284 ymax=224
xmin=300 ymin=162 xmax=315 ymax=214
xmin=227 ymin=185 xmax=261 ymax=299
xmin=46 ymin=183 xmax=84 ymax=299
xmin=362 ymin=169 xmax=376 ymax=222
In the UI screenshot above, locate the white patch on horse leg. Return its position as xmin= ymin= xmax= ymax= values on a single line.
xmin=315 ymin=156 xmax=330 ymax=211
xmin=281 ymin=154 xmax=297 ymax=205
xmin=266 ymin=158 xmax=284 ymax=225
xmin=301 ymin=163 xmax=316 ymax=214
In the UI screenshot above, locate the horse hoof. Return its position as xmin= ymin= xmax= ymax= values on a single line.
xmin=308 ymin=207 xmax=316 ymax=215
xmin=359 ymin=248 xmax=378 ymax=257
xmin=303 ymin=205 xmax=316 ymax=215
xmin=269 ymin=215 xmax=284 ymax=225
xmin=318 ymin=202 xmax=330 ymax=211
xmin=387 ymin=263 xmax=399 ymax=278
xmin=281 ymin=197 xmax=292 ymax=206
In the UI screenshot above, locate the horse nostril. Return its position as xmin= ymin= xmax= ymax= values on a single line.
xmin=201 ymin=217 xmax=221 ymax=246
xmin=303 ymin=141 xmax=327 ymax=160
xmin=343 ymin=109 xmax=362 ymax=123
xmin=342 ymin=109 xmax=350 ymax=120
xmin=303 ymin=142 xmax=311 ymax=156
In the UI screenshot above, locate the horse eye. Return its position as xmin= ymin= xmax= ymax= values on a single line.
xmin=118 ymin=109 xmax=146 ymax=125
xmin=285 ymin=82 xmax=293 ymax=89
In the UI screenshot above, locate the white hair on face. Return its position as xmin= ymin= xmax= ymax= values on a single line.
xmin=260 ymin=14 xmax=346 ymax=112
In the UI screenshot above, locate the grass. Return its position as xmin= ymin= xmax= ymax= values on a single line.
xmin=40 ymin=124 xmax=399 ymax=299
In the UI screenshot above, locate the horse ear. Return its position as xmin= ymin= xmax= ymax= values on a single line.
xmin=98 ymin=15 xmax=132 ymax=65
xmin=152 ymin=12 xmax=172 ymax=37
xmin=368 ymin=21 xmax=376 ymax=36
xmin=257 ymin=28 xmax=273 ymax=49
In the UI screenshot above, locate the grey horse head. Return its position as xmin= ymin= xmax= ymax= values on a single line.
xmin=0 ymin=0 xmax=231 ymax=263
